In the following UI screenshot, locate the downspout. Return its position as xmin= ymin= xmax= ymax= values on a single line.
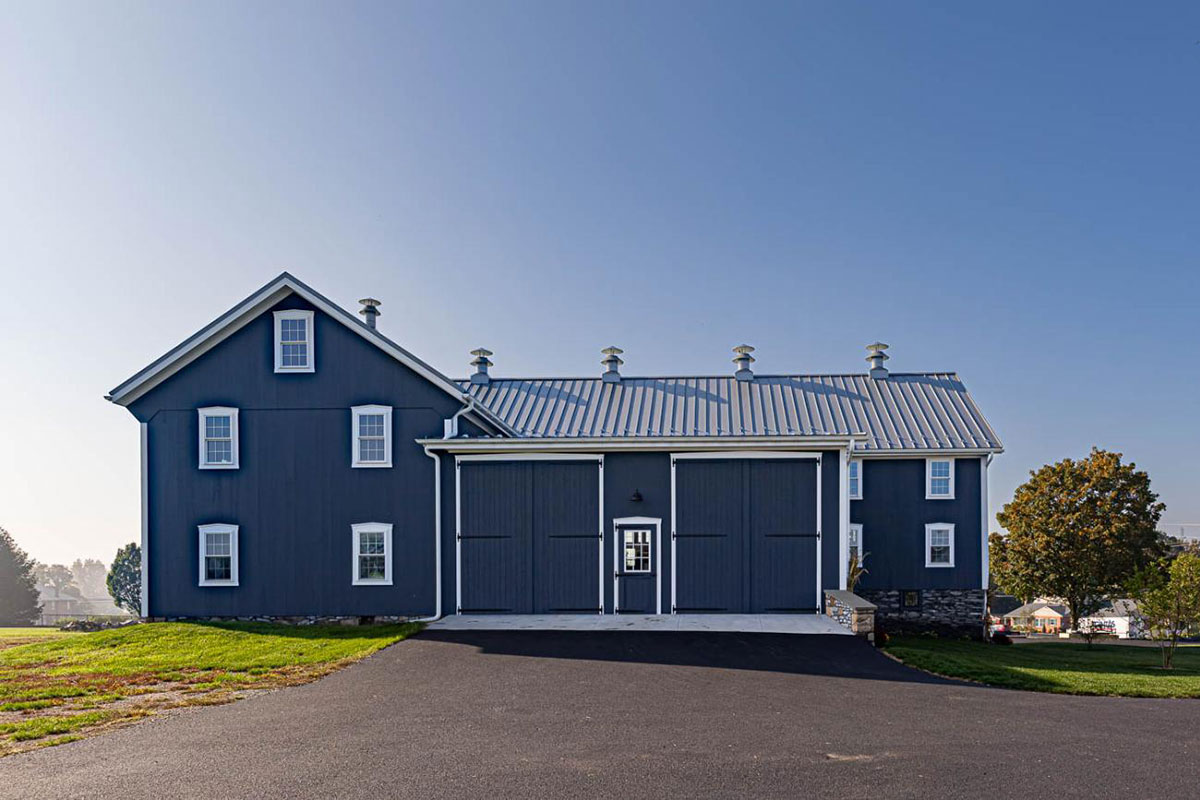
xmin=414 ymin=446 xmax=442 ymax=623
xmin=412 ymin=394 xmax=476 ymax=623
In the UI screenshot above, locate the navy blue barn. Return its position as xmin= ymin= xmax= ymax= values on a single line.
xmin=107 ymin=274 xmax=1003 ymax=632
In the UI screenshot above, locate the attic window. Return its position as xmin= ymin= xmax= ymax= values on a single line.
xmin=274 ymin=310 xmax=315 ymax=373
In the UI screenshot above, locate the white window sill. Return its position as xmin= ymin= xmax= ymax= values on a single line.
xmin=352 ymin=461 xmax=393 ymax=469
xmin=200 ymin=463 xmax=240 ymax=470
xmin=274 ymin=365 xmax=315 ymax=374
xmin=925 ymin=494 xmax=955 ymax=501
xmin=199 ymin=580 xmax=240 ymax=587
xmin=352 ymin=579 xmax=393 ymax=586
xmin=924 ymin=563 xmax=955 ymax=569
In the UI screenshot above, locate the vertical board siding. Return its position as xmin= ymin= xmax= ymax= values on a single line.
xmin=851 ymin=458 xmax=982 ymax=591
xmin=602 ymin=452 xmax=672 ymax=614
xmin=137 ymin=297 xmax=454 ymax=618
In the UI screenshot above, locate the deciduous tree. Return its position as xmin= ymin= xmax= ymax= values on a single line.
xmin=994 ymin=448 xmax=1164 ymax=631
xmin=107 ymin=543 xmax=141 ymax=616
xmin=1135 ymin=552 xmax=1200 ymax=670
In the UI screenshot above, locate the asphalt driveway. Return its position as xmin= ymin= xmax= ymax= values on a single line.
xmin=1 ymin=630 xmax=1196 ymax=799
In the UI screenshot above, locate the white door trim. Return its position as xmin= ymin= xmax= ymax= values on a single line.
xmin=670 ymin=451 xmax=823 ymax=615
xmin=612 ymin=516 xmax=663 ymax=615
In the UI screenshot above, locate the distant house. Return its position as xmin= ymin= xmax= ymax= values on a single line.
xmin=37 ymin=585 xmax=128 ymax=626
xmin=1004 ymin=601 xmax=1067 ymax=634
xmin=1079 ymin=599 xmax=1143 ymax=639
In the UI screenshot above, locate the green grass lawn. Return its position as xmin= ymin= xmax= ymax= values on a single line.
xmin=884 ymin=637 xmax=1200 ymax=698
xmin=0 ymin=628 xmax=76 ymax=649
xmin=0 ymin=621 xmax=420 ymax=756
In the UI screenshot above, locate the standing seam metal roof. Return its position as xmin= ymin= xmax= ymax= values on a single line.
xmin=460 ymin=373 xmax=1002 ymax=450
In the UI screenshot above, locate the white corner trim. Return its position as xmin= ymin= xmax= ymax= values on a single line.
xmin=351 ymin=522 xmax=394 ymax=586
xmin=273 ymin=309 xmax=315 ymax=373
xmin=924 ymin=522 xmax=956 ymax=568
xmin=925 ymin=457 xmax=955 ymax=500
xmin=981 ymin=454 xmax=990 ymax=590
xmin=140 ymin=423 xmax=149 ymax=617
xmin=197 ymin=407 xmax=239 ymax=470
xmin=839 ymin=452 xmax=849 ymax=590
xmin=351 ymin=405 xmax=393 ymax=468
xmin=198 ymin=523 xmax=239 ymax=586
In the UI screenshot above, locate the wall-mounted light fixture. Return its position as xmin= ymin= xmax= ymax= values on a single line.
xmin=629 ymin=488 xmax=643 ymax=502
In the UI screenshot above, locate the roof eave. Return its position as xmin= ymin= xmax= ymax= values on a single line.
xmin=104 ymin=272 xmax=516 ymax=437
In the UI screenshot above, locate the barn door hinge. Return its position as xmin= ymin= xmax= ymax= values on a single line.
xmin=671 ymin=530 xmax=677 ymax=541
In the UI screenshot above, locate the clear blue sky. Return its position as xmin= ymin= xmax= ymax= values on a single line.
xmin=2 ymin=2 xmax=1198 ymax=564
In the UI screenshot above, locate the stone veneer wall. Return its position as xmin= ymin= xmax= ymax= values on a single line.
xmin=859 ymin=589 xmax=986 ymax=636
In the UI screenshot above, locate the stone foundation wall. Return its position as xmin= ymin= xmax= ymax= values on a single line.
xmin=149 ymin=615 xmax=414 ymax=626
xmin=859 ymin=589 xmax=986 ymax=636
xmin=824 ymin=590 xmax=877 ymax=642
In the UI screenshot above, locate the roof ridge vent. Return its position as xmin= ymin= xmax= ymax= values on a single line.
xmin=866 ymin=342 xmax=890 ymax=380
xmin=733 ymin=344 xmax=755 ymax=382
xmin=470 ymin=348 xmax=494 ymax=385
xmin=358 ymin=298 xmax=381 ymax=329
xmin=601 ymin=346 xmax=624 ymax=384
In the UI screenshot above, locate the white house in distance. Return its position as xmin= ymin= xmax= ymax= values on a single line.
xmin=1079 ymin=599 xmax=1143 ymax=639
xmin=1003 ymin=601 xmax=1067 ymax=634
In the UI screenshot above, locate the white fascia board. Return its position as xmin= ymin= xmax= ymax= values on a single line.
xmin=419 ymin=436 xmax=856 ymax=453
xmin=105 ymin=273 xmax=514 ymax=437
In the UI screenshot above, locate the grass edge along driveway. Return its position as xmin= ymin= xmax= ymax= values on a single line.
xmin=884 ymin=636 xmax=1200 ymax=698
xmin=0 ymin=621 xmax=420 ymax=757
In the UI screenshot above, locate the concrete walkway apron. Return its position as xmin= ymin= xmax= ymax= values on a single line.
xmin=426 ymin=614 xmax=851 ymax=634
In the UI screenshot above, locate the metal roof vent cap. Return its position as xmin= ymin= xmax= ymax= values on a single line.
xmin=358 ymin=298 xmax=382 ymax=329
xmin=469 ymin=348 xmax=494 ymax=385
xmin=866 ymin=342 xmax=890 ymax=379
xmin=601 ymin=346 xmax=624 ymax=384
xmin=733 ymin=345 xmax=756 ymax=382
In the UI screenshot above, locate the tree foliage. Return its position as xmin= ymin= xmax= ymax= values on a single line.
xmin=1135 ymin=551 xmax=1200 ymax=670
xmin=71 ymin=558 xmax=109 ymax=598
xmin=107 ymin=543 xmax=141 ymax=616
xmin=0 ymin=527 xmax=41 ymax=625
xmin=993 ymin=448 xmax=1164 ymax=630
xmin=34 ymin=563 xmax=80 ymax=597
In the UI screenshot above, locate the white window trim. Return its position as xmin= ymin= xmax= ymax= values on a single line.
xmin=848 ymin=459 xmax=862 ymax=500
xmin=925 ymin=522 xmax=955 ymax=568
xmin=352 ymin=522 xmax=393 ymax=586
xmin=925 ymin=457 xmax=955 ymax=500
xmin=198 ymin=523 xmax=239 ymax=586
xmin=198 ymin=407 xmax=239 ymax=470
xmin=351 ymin=405 xmax=393 ymax=468
xmin=273 ymin=309 xmax=315 ymax=373
xmin=848 ymin=522 xmax=863 ymax=561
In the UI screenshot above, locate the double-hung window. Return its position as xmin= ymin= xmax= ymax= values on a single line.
xmin=352 ymin=523 xmax=393 ymax=585
xmin=848 ymin=460 xmax=862 ymax=500
xmin=198 ymin=407 xmax=239 ymax=469
xmin=351 ymin=405 xmax=393 ymax=467
xmin=848 ymin=523 xmax=863 ymax=562
xmin=274 ymin=310 xmax=315 ymax=373
xmin=623 ymin=529 xmax=651 ymax=573
xmin=925 ymin=523 xmax=955 ymax=568
xmin=926 ymin=458 xmax=955 ymax=499
xmin=198 ymin=523 xmax=239 ymax=586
